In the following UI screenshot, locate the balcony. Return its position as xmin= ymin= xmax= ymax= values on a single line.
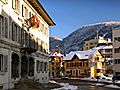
xmin=20 ymin=38 xmax=38 ymax=54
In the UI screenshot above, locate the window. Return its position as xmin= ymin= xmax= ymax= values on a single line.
xmin=114 ymin=48 xmax=120 ymax=53
xmin=36 ymin=61 xmax=40 ymax=73
xmin=29 ymin=12 xmax=31 ymax=18
xmin=41 ymin=41 xmax=44 ymax=52
xmin=41 ymin=23 xmax=44 ymax=33
xmin=45 ymin=27 xmax=48 ymax=36
xmin=12 ymin=22 xmax=18 ymax=41
xmin=18 ymin=26 xmax=21 ymax=43
xmin=67 ymin=63 xmax=69 ymax=67
xmin=12 ymin=0 xmax=20 ymax=12
xmin=97 ymin=69 xmax=101 ymax=73
xmin=86 ymin=62 xmax=88 ymax=66
xmin=5 ymin=17 xmax=8 ymax=38
xmin=22 ymin=5 xmax=28 ymax=18
xmin=97 ymin=57 xmax=99 ymax=60
xmin=79 ymin=62 xmax=82 ymax=67
xmin=0 ymin=55 xmax=3 ymax=72
xmin=114 ymin=59 xmax=120 ymax=64
xmin=105 ymin=49 xmax=112 ymax=52
xmin=52 ymin=62 xmax=54 ymax=65
xmin=12 ymin=22 xmax=15 ymax=41
xmin=114 ymin=37 xmax=120 ymax=42
xmin=40 ymin=62 xmax=43 ymax=72
xmin=0 ymin=54 xmax=7 ymax=72
xmin=0 ymin=15 xmax=4 ymax=37
xmin=52 ymin=67 xmax=54 ymax=70
xmin=44 ymin=62 xmax=47 ymax=72
xmin=15 ymin=24 xmax=17 ymax=41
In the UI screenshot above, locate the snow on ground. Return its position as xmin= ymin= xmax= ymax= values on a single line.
xmin=116 ymin=80 xmax=120 ymax=84
xmin=49 ymin=80 xmax=58 ymax=84
xmin=105 ymin=84 xmax=120 ymax=89
xmin=95 ymin=83 xmax=104 ymax=86
xmin=81 ymin=77 xmax=120 ymax=89
xmin=52 ymin=83 xmax=78 ymax=90
xmin=50 ymin=78 xmax=120 ymax=90
xmin=80 ymin=77 xmax=112 ymax=83
xmin=80 ymin=77 xmax=97 ymax=81
xmin=50 ymin=80 xmax=78 ymax=90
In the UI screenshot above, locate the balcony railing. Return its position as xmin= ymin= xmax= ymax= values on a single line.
xmin=20 ymin=38 xmax=38 ymax=54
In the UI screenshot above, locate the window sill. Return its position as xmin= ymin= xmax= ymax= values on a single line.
xmin=13 ymin=9 xmax=20 ymax=15
xmin=0 ymin=72 xmax=5 ymax=75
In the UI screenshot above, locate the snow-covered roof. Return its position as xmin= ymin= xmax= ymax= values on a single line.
xmin=63 ymin=52 xmax=76 ymax=60
xmin=94 ymin=45 xmax=113 ymax=50
xmin=63 ymin=49 xmax=97 ymax=61
xmin=49 ymin=52 xmax=63 ymax=57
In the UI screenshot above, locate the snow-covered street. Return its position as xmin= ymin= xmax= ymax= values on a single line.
xmin=50 ymin=78 xmax=120 ymax=90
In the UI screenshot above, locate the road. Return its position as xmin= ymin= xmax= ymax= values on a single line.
xmin=52 ymin=79 xmax=120 ymax=90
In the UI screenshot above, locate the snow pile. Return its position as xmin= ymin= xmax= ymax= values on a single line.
xmin=116 ymin=80 xmax=120 ymax=84
xmin=49 ymin=80 xmax=58 ymax=84
xmin=105 ymin=84 xmax=120 ymax=89
xmin=51 ymin=82 xmax=78 ymax=90
xmin=95 ymin=83 xmax=104 ymax=86
xmin=80 ymin=77 xmax=97 ymax=81
xmin=81 ymin=77 xmax=112 ymax=83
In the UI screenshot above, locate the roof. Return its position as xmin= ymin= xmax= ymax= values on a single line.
xmin=94 ymin=45 xmax=113 ymax=50
xmin=49 ymin=52 xmax=63 ymax=57
xmin=28 ymin=0 xmax=55 ymax=26
xmin=63 ymin=49 xmax=98 ymax=61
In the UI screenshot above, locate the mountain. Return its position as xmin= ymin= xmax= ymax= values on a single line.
xmin=49 ymin=36 xmax=63 ymax=51
xmin=50 ymin=21 xmax=120 ymax=54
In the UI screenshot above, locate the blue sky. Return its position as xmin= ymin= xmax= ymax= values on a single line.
xmin=40 ymin=0 xmax=120 ymax=39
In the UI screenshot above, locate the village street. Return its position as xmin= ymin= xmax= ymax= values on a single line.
xmin=10 ymin=78 xmax=120 ymax=90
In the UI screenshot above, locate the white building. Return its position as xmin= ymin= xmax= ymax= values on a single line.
xmin=0 ymin=0 xmax=55 ymax=89
xmin=112 ymin=28 xmax=120 ymax=80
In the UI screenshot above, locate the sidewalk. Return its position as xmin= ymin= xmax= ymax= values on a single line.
xmin=10 ymin=79 xmax=61 ymax=90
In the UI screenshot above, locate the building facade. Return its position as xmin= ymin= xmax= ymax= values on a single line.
xmin=83 ymin=39 xmax=98 ymax=50
xmin=83 ymin=36 xmax=112 ymax=50
xmin=0 ymin=0 xmax=55 ymax=89
xmin=97 ymin=45 xmax=113 ymax=75
xmin=49 ymin=49 xmax=63 ymax=78
xmin=63 ymin=54 xmax=90 ymax=78
xmin=112 ymin=28 xmax=120 ymax=80
xmin=63 ymin=49 xmax=105 ymax=78
xmin=83 ymin=37 xmax=113 ymax=75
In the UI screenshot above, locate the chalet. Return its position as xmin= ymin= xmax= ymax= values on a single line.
xmin=63 ymin=49 xmax=105 ymax=78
